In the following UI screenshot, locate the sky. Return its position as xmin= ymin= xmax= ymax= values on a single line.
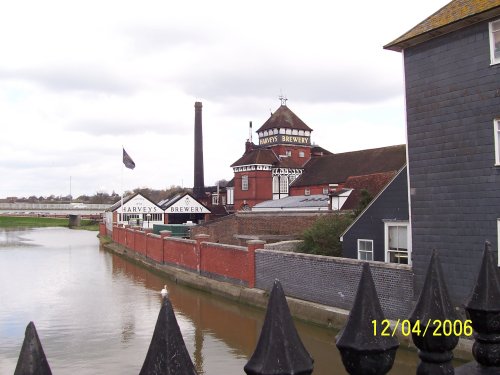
xmin=0 ymin=0 xmax=451 ymax=199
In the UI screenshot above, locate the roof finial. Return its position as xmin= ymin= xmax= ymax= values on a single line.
xmin=279 ymin=94 xmax=288 ymax=106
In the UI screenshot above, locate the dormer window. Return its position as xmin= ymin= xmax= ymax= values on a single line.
xmin=490 ymin=19 xmax=500 ymax=65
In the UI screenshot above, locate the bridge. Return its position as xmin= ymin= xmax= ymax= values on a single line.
xmin=0 ymin=203 xmax=111 ymax=217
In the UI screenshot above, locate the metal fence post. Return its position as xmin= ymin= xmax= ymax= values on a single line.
xmin=455 ymin=242 xmax=500 ymax=374
xmin=14 ymin=322 xmax=52 ymax=375
xmin=336 ymin=262 xmax=399 ymax=375
xmin=244 ymin=279 xmax=314 ymax=375
xmin=408 ymin=250 xmax=459 ymax=374
xmin=139 ymin=297 xmax=198 ymax=375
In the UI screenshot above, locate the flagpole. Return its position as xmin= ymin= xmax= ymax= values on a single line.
xmin=121 ymin=146 xmax=124 ymax=224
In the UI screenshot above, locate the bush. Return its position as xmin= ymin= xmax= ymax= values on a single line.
xmin=297 ymin=214 xmax=353 ymax=257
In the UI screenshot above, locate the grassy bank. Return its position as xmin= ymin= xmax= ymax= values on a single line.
xmin=0 ymin=216 xmax=99 ymax=230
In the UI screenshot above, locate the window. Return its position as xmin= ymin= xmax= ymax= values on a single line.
xmin=323 ymin=187 xmax=329 ymax=195
xmin=498 ymin=220 xmax=500 ymax=266
xmin=273 ymin=176 xmax=279 ymax=195
xmin=385 ymin=222 xmax=410 ymax=264
xmin=358 ymin=240 xmax=373 ymax=261
xmin=212 ymin=194 xmax=219 ymax=205
xmin=280 ymin=176 xmax=289 ymax=194
xmin=143 ymin=213 xmax=162 ymax=221
xmin=285 ymin=150 xmax=292 ymax=157
xmin=242 ymin=175 xmax=248 ymax=191
xmin=490 ymin=19 xmax=500 ymax=64
xmin=495 ymin=119 xmax=500 ymax=165
xmin=299 ymin=151 xmax=305 ymax=158
xmin=305 ymin=188 xmax=310 ymax=196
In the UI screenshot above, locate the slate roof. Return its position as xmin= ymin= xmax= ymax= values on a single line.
xmin=256 ymin=105 xmax=313 ymax=133
xmin=385 ymin=0 xmax=500 ymax=51
xmin=252 ymin=194 xmax=330 ymax=211
xmin=291 ymin=144 xmax=406 ymax=187
xmin=230 ymin=148 xmax=278 ymax=167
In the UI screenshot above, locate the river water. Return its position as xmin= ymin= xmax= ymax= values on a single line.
xmin=0 ymin=227 xmax=419 ymax=374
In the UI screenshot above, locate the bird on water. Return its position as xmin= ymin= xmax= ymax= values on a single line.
xmin=160 ymin=285 xmax=168 ymax=297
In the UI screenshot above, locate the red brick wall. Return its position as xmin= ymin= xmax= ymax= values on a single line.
xmin=289 ymin=184 xmax=329 ymax=196
xmin=126 ymin=229 xmax=135 ymax=250
xmin=233 ymin=170 xmax=273 ymax=209
xmin=200 ymin=243 xmax=249 ymax=282
xmin=163 ymin=238 xmax=198 ymax=271
xmin=271 ymin=145 xmax=311 ymax=167
xmin=135 ymin=231 xmax=147 ymax=256
xmin=99 ymin=223 xmax=107 ymax=237
xmin=146 ymin=234 xmax=163 ymax=263
xmin=191 ymin=211 xmax=329 ymax=246
xmin=107 ymin=228 xmax=268 ymax=287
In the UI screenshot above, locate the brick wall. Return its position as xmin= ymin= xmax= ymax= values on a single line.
xmin=146 ymin=234 xmax=163 ymax=263
xmin=255 ymin=249 xmax=414 ymax=319
xmin=200 ymin=242 xmax=249 ymax=286
xmin=163 ymin=237 xmax=198 ymax=271
xmin=191 ymin=211 xmax=329 ymax=246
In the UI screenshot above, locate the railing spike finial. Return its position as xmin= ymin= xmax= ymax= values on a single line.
xmin=456 ymin=241 xmax=500 ymax=373
xmin=409 ymin=250 xmax=459 ymax=374
xmin=336 ymin=262 xmax=399 ymax=375
xmin=14 ymin=322 xmax=52 ymax=375
xmin=244 ymin=279 xmax=314 ymax=375
xmin=139 ymin=297 xmax=198 ymax=375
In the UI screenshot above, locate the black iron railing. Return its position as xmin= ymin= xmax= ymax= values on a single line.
xmin=12 ymin=242 xmax=500 ymax=374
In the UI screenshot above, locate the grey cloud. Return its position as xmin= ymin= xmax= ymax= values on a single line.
xmin=123 ymin=25 xmax=216 ymax=53
xmin=179 ymin=64 xmax=402 ymax=105
xmin=0 ymin=65 xmax=136 ymax=94
xmin=69 ymin=118 xmax=187 ymax=136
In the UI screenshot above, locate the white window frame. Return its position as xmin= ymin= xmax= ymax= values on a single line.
xmin=357 ymin=239 xmax=374 ymax=261
xmin=299 ymin=151 xmax=305 ymax=158
xmin=497 ymin=219 xmax=500 ymax=267
xmin=384 ymin=221 xmax=411 ymax=265
xmin=241 ymin=175 xmax=249 ymax=191
xmin=495 ymin=119 xmax=500 ymax=165
xmin=305 ymin=188 xmax=310 ymax=196
xmin=279 ymin=176 xmax=289 ymax=194
xmin=322 ymin=187 xmax=329 ymax=195
xmin=489 ymin=19 xmax=500 ymax=65
xmin=212 ymin=194 xmax=219 ymax=205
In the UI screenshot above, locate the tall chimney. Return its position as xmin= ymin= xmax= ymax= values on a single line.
xmin=193 ymin=102 xmax=205 ymax=199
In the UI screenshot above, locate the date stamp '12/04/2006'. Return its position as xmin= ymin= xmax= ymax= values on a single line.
xmin=372 ymin=319 xmax=473 ymax=338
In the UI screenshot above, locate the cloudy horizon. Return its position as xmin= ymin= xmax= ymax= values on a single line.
xmin=0 ymin=0 xmax=450 ymax=198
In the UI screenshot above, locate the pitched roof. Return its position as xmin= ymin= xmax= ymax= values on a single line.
xmin=385 ymin=0 xmax=500 ymax=51
xmin=341 ymin=171 xmax=398 ymax=210
xmin=108 ymin=192 xmax=161 ymax=212
xmin=231 ymin=148 xmax=278 ymax=167
xmin=291 ymin=144 xmax=406 ymax=187
xmin=256 ymin=105 xmax=313 ymax=133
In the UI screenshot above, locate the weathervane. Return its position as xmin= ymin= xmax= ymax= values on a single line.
xmin=279 ymin=94 xmax=288 ymax=106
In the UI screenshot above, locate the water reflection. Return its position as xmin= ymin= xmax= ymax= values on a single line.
xmin=0 ymin=227 xmax=421 ymax=375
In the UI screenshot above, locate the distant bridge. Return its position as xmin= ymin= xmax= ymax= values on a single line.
xmin=0 ymin=203 xmax=111 ymax=217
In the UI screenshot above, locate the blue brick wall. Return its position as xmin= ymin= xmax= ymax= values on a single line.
xmin=342 ymin=166 xmax=409 ymax=261
xmin=255 ymin=249 xmax=414 ymax=319
xmin=404 ymin=20 xmax=500 ymax=303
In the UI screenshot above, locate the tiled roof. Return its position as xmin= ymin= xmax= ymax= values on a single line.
xmin=256 ymin=105 xmax=313 ymax=133
xmin=291 ymin=144 xmax=406 ymax=187
xmin=230 ymin=148 xmax=279 ymax=167
xmin=385 ymin=0 xmax=500 ymax=51
xmin=341 ymin=171 xmax=398 ymax=210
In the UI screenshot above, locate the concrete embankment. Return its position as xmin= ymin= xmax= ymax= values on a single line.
xmin=101 ymin=239 xmax=473 ymax=360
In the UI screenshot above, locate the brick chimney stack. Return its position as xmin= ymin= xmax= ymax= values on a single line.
xmin=193 ymin=102 xmax=205 ymax=199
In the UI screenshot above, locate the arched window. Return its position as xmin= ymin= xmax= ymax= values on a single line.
xmin=273 ymin=176 xmax=279 ymax=194
xmin=280 ymin=176 xmax=289 ymax=194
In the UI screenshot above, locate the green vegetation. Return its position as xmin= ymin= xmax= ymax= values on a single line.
xmin=297 ymin=213 xmax=354 ymax=257
xmin=0 ymin=216 xmax=99 ymax=231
